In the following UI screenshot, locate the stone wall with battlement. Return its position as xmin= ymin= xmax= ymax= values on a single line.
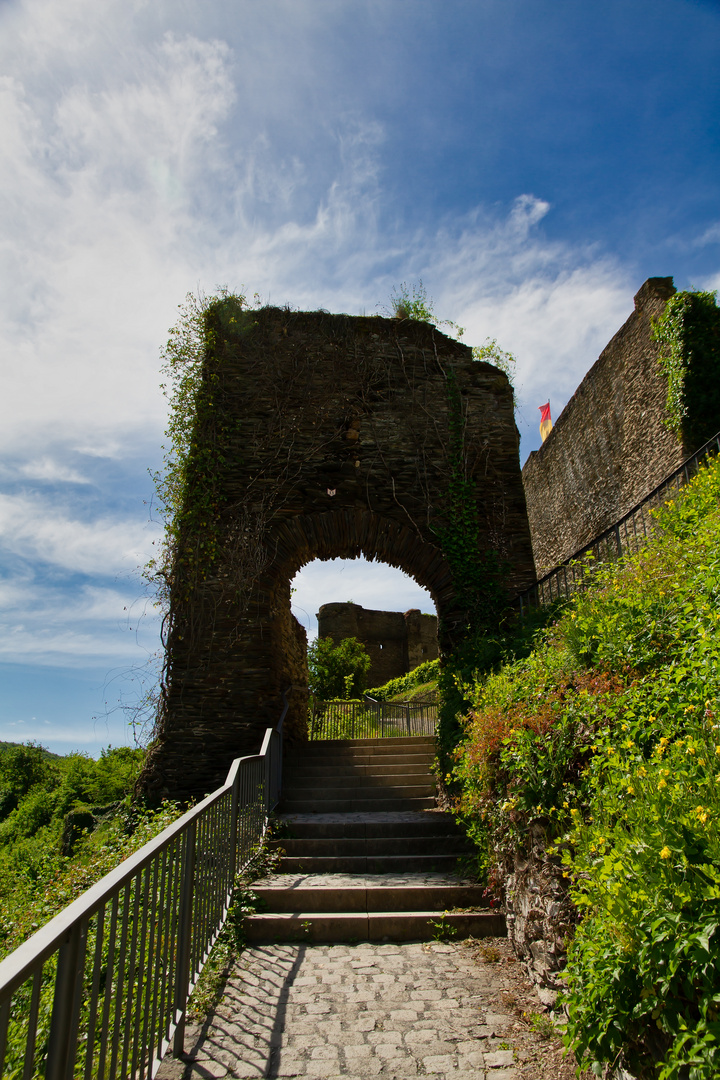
xmin=522 ymin=278 xmax=684 ymax=577
xmin=317 ymin=602 xmax=438 ymax=688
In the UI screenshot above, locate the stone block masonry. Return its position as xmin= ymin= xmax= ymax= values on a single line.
xmin=140 ymin=308 xmax=535 ymax=801
xmin=317 ymin=602 xmax=438 ymax=688
xmin=522 ymin=278 xmax=682 ymax=576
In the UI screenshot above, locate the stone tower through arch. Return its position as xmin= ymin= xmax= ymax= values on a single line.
xmin=141 ymin=304 xmax=536 ymax=801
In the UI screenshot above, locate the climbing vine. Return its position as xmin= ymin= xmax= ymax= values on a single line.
xmin=432 ymin=364 xmax=513 ymax=760
xmin=651 ymin=289 xmax=720 ymax=451
xmin=147 ymin=288 xmax=259 ymax=609
xmin=380 ymin=283 xmax=521 ymax=758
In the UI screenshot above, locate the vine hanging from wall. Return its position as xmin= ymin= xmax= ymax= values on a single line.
xmin=652 ymin=289 xmax=720 ymax=452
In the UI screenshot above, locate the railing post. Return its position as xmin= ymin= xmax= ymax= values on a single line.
xmin=45 ymin=919 xmax=88 ymax=1080
xmin=264 ymin=741 xmax=272 ymax=815
xmin=173 ymin=821 xmax=196 ymax=1057
xmin=229 ymin=764 xmax=241 ymax=884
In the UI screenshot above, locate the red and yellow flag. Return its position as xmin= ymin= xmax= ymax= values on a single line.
xmin=539 ymin=402 xmax=552 ymax=442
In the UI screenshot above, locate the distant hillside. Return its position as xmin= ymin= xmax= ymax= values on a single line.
xmin=0 ymin=739 xmax=60 ymax=758
xmin=367 ymin=658 xmax=439 ymax=703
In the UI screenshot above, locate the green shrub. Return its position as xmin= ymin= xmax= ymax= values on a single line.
xmin=451 ymin=456 xmax=720 ymax=1077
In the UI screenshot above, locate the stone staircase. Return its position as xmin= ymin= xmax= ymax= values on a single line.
xmin=246 ymin=735 xmax=505 ymax=943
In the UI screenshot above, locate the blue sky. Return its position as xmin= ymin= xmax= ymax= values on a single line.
xmin=1 ymin=0 xmax=718 ymax=754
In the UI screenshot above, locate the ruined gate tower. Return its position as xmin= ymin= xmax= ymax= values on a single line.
xmin=141 ymin=302 xmax=536 ymax=800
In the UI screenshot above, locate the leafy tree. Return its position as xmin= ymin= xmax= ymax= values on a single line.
xmin=0 ymin=743 xmax=57 ymax=820
xmin=308 ymin=636 xmax=372 ymax=700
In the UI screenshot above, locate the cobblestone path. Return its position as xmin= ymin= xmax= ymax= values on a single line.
xmin=158 ymin=940 xmax=526 ymax=1080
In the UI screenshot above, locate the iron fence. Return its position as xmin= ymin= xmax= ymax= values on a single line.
xmin=309 ymin=697 xmax=437 ymax=740
xmin=517 ymin=430 xmax=720 ymax=614
xmin=0 ymin=708 xmax=286 ymax=1080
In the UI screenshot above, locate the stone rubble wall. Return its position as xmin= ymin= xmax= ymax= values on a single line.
xmin=500 ymin=823 xmax=576 ymax=1009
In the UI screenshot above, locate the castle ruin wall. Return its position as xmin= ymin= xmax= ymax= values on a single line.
xmin=522 ymin=278 xmax=683 ymax=576
xmin=317 ymin=602 xmax=438 ymax=689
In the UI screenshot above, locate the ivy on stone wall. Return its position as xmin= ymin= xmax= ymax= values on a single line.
xmin=652 ymin=289 xmax=720 ymax=452
xmin=148 ymin=290 xmax=259 ymax=611
xmin=433 ymin=366 xmax=511 ymax=759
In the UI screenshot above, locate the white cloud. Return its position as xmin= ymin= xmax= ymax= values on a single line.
xmin=0 ymin=493 xmax=161 ymax=576
xmin=0 ymin=576 xmax=160 ymax=665
xmin=292 ymin=557 xmax=434 ymax=642
xmin=19 ymin=457 xmax=90 ymax=484
xmin=0 ymin=26 xmax=237 ymax=459
xmin=0 ymin=0 xmax=671 ymax=698
xmin=696 ymin=222 xmax=720 ymax=247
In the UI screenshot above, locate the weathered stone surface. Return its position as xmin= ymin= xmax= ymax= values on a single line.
xmin=522 ymin=278 xmax=682 ymax=576
xmin=501 ymin=822 xmax=576 ymax=1002
xmin=156 ymin=941 xmax=525 ymax=1080
xmin=317 ymin=602 xmax=438 ymax=687
xmin=142 ymin=309 xmax=535 ymax=800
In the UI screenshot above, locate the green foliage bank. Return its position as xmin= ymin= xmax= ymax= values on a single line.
xmin=452 ymin=457 xmax=720 ymax=1079
xmin=0 ymin=744 xmax=181 ymax=963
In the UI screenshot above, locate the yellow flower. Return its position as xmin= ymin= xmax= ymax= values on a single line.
xmin=660 ymin=846 xmax=671 ymax=860
xmin=658 ymin=779 xmax=667 ymax=789
xmin=627 ymin=786 xmax=635 ymax=795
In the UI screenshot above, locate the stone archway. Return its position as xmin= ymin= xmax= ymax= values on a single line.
xmin=140 ymin=304 xmax=535 ymax=800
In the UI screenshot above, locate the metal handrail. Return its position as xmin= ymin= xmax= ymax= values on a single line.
xmin=0 ymin=693 xmax=289 ymax=1079
xmin=308 ymin=697 xmax=437 ymax=740
xmin=517 ymin=430 xmax=720 ymax=614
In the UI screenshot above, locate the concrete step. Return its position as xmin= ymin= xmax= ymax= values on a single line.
xmin=288 ymin=754 xmax=435 ymax=768
xmin=278 ymin=797 xmax=437 ymax=814
xmin=244 ymin=910 xmax=506 ymax=943
xmin=286 ymin=764 xmax=433 ymax=781
xmin=274 ymin=836 xmax=471 ymax=857
xmin=301 ymin=736 xmax=436 ymax=750
xmin=277 ymin=815 xmax=463 ymax=839
xmin=282 ymin=783 xmax=436 ymax=801
xmin=252 ymin=883 xmax=486 ymax=912
xmin=283 ymin=772 xmax=433 ymax=789
xmin=276 ymin=854 xmax=464 ymax=874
